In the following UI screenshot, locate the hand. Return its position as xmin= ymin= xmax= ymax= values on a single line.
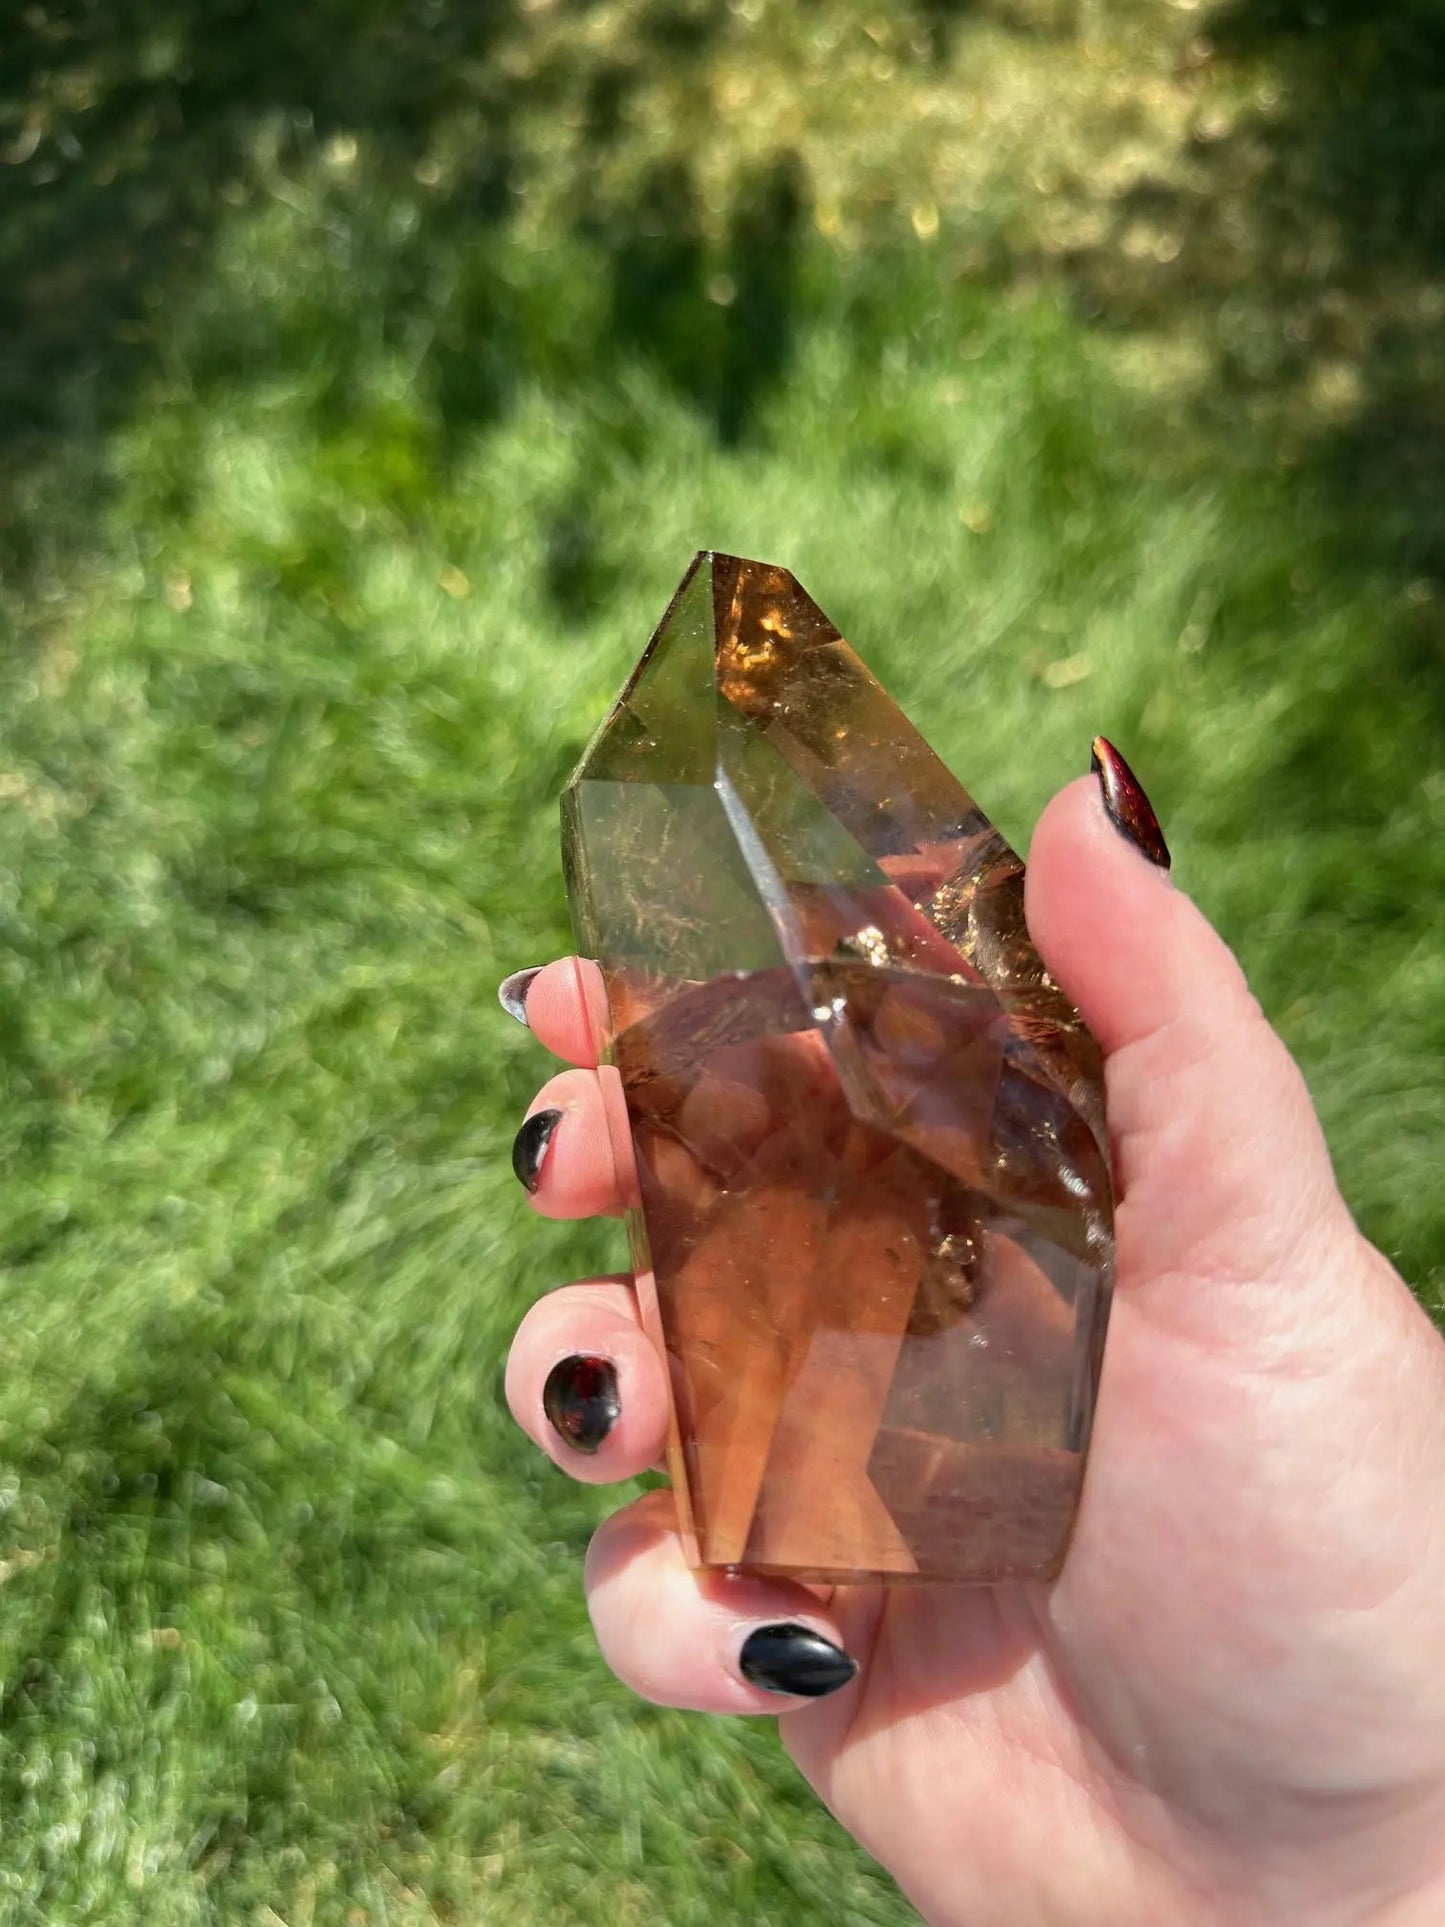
xmin=501 ymin=754 xmax=1445 ymax=1925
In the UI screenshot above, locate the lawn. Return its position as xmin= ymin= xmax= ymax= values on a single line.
xmin=0 ymin=1 xmax=1442 ymax=1919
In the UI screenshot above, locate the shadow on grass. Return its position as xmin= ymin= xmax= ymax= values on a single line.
xmin=1086 ymin=0 xmax=1445 ymax=573
xmin=3 ymin=0 xmax=1441 ymax=611
xmin=1 ymin=0 xmax=1440 ymax=1160
xmin=1210 ymin=0 xmax=1445 ymax=576
xmin=1051 ymin=0 xmax=1445 ymax=844
xmin=0 ymin=0 xmax=823 ymax=607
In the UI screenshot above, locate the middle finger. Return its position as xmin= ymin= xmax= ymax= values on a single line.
xmin=513 ymin=1068 xmax=633 ymax=1219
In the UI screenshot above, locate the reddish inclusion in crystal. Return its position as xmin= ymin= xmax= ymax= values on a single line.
xmin=562 ymin=554 xmax=1114 ymax=1583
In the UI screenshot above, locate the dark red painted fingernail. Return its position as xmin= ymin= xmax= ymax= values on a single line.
xmin=498 ymin=966 xmax=544 ymax=1027
xmin=1091 ymin=737 xmax=1171 ymax=871
xmin=739 ymin=1623 xmax=858 ymax=1698
xmin=511 ymin=1108 xmax=562 ymax=1192
xmin=542 ymin=1354 xmax=621 ymax=1454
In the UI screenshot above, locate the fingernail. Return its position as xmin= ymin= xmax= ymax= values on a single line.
xmin=739 ymin=1623 xmax=858 ymax=1699
xmin=1090 ymin=736 xmax=1171 ymax=871
xmin=498 ymin=966 xmax=544 ymax=1027
xmin=543 ymin=1354 xmax=620 ymax=1454
xmin=512 ymin=1108 xmax=562 ymax=1193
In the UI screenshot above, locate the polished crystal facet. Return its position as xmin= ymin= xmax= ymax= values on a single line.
xmin=562 ymin=553 xmax=1113 ymax=1583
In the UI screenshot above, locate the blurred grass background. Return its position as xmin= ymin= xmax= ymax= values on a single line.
xmin=0 ymin=0 xmax=1442 ymax=1919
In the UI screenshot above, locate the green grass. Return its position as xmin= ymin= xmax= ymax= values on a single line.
xmin=0 ymin=0 xmax=1442 ymax=1918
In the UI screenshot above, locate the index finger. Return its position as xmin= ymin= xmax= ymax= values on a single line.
xmin=500 ymin=957 xmax=606 ymax=1066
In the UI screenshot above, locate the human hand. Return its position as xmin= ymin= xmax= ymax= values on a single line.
xmin=501 ymin=746 xmax=1445 ymax=1925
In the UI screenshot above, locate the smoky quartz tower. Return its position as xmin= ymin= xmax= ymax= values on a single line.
xmin=562 ymin=553 xmax=1113 ymax=1582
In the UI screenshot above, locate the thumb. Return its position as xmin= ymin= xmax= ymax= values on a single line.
xmin=1024 ymin=744 xmax=1353 ymax=1308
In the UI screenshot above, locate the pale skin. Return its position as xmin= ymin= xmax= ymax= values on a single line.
xmin=503 ymin=775 xmax=1445 ymax=1925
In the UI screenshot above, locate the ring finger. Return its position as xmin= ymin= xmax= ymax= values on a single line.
xmin=505 ymin=1277 xmax=670 ymax=1482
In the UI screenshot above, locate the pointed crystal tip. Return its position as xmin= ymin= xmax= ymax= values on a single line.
xmin=562 ymin=553 xmax=1113 ymax=1583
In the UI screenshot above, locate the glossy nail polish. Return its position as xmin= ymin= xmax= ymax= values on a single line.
xmin=512 ymin=1108 xmax=562 ymax=1193
xmin=738 ymin=1623 xmax=858 ymax=1699
xmin=542 ymin=1354 xmax=621 ymax=1454
xmin=498 ymin=966 xmax=544 ymax=1027
xmin=1090 ymin=736 xmax=1171 ymax=871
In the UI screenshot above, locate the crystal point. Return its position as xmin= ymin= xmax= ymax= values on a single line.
xmin=562 ymin=553 xmax=1113 ymax=1582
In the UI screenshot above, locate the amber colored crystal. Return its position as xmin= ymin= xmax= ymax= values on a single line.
xmin=561 ymin=553 xmax=1113 ymax=1582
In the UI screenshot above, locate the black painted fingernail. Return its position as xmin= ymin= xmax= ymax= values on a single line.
xmin=1091 ymin=736 xmax=1171 ymax=871
xmin=739 ymin=1623 xmax=858 ymax=1699
xmin=543 ymin=1354 xmax=620 ymax=1454
xmin=512 ymin=1108 xmax=562 ymax=1193
xmin=498 ymin=966 xmax=544 ymax=1027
